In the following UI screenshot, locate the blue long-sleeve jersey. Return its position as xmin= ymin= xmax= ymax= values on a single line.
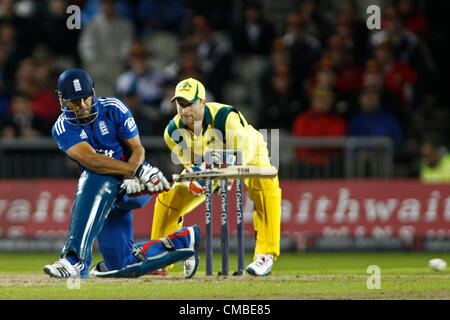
xmin=52 ymin=97 xmax=139 ymax=173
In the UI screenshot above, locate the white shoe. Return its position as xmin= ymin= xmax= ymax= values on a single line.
xmin=44 ymin=258 xmax=85 ymax=278
xmin=246 ymin=254 xmax=274 ymax=276
xmin=184 ymin=255 xmax=198 ymax=278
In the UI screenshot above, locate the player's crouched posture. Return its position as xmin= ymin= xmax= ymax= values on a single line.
xmin=43 ymin=68 xmax=200 ymax=279
xmin=151 ymin=78 xmax=282 ymax=276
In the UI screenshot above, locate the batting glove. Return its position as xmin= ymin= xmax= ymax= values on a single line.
xmin=134 ymin=164 xmax=171 ymax=194
xmin=121 ymin=178 xmax=146 ymax=198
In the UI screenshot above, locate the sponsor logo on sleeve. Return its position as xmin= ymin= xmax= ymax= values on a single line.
xmin=125 ymin=118 xmax=137 ymax=131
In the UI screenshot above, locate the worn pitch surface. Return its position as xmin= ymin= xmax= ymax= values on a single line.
xmin=1 ymin=252 xmax=449 ymax=299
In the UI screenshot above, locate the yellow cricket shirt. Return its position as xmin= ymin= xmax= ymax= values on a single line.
xmin=163 ymin=102 xmax=267 ymax=167
xmin=420 ymin=153 xmax=450 ymax=183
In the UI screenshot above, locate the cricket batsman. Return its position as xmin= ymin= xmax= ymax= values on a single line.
xmin=43 ymin=69 xmax=201 ymax=279
xmin=151 ymin=78 xmax=282 ymax=276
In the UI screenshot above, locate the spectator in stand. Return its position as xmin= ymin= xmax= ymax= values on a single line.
xmin=306 ymin=58 xmax=336 ymax=93
xmin=162 ymin=39 xmax=215 ymax=121
xmin=310 ymin=35 xmax=362 ymax=106
xmin=116 ymin=43 xmax=167 ymax=135
xmin=390 ymin=2 xmax=435 ymax=106
xmin=80 ymin=0 xmax=134 ymax=28
xmin=163 ymin=40 xmax=200 ymax=85
xmin=361 ymin=59 xmax=408 ymax=127
xmin=332 ymin=16 xmax=368 ymax=66
xmin=420 ymin=141 xmax=450 ymax=183
xmin=0 ymin=0 xmax=40 ymax=58
xmin=136 ymin=0 xmax=184 ymax=35
xmin=182 ymin=1 xmax=233 ymax=31
xmin=259 ymin=38 xmax=303 ymax=127
xmin=78 ymin=0 xmax=134 ymax=97
xmin=0 ymin=41 xmax=14 ymax=102
xmin=14 ymin=57 xmax=60 ymax=129
xmin=372 ymin=39 xmax=417 ymax=108
xmin=262 ymin=38 xmax=290 ymax=79
xmin=334 ymin=0 xmax=370 ymax=65
xmin=0 ymin=21 xmax=25 ymax=84
xmin=185 ymin=14 xmax=232 ymax=100
xmin=162 ymin=39 xmax=216 ymax=131
xmin=0 ymin=0 xmax=38 ymax=19
xmin=327 ymin=35 xmax=363 ymax=97
xmin=0 ymin=42 xmax=9 ymax=118
xmin=307 ymin=57 xmax=358 ymax=118
xmin=116 ymin=43 xmax=167 ymax=106
xmin=292 ymin=86 xmax=347 ymax=166
xmin=12 ymin=56 xmax=32 ymax=90
xmin=348 ymin=86 xmax=403 ymax=148
xmin=40 ymin=0 xmax=81 ymax=62
xmin=396 ymin=0 xmax=429 ymax=39
xmin=1 ymin=92 xmax=49 ymax=137
xmin=0 ymin=0 xmax=17 ymax=20
xmin=296 ymin=0 xmax=331 ymax=43
xmin=32 ymin=46 xmax=58 ymax=89
xmin=370 ymin=6 xmax=431 ymax=101
xmin=282 ymin=12 xmax=321 ymax=93
xmin=0 ymin=95 xmax=8 ymax=120
xmin=371 ymin=7 xmax=420 ymax=65
xmin=232 ymin=1 xmax=275 ymax=56
xmin=259 ymin=63 xmax=302 ymax=131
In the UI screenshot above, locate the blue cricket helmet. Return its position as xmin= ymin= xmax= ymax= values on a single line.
xmin=56 ymin=68 xmax=98 ymax=125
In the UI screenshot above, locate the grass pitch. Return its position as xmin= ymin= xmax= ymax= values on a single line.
xmin=0 ymin=251 xmax=449 ymax=300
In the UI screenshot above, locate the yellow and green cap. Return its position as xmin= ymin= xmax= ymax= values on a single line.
xmin=171 ymin=78 xmax=206 ymax=103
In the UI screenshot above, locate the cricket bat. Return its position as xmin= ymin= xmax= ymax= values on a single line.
xmin=172 ymin=165 xmax=278 ymax=182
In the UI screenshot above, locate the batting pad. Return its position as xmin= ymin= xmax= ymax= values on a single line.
xmin=90 ymin=248 xmax=194 ymax=278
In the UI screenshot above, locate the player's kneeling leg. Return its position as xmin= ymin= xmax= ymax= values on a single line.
xmin=91 ymin=225 xmax=200 ymax=278
xmin=44 ymin=170 xmax=120 ymax=279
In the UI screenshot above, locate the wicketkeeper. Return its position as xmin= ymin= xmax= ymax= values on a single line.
xmin=151 ymin=78 xmax=282 ymax=276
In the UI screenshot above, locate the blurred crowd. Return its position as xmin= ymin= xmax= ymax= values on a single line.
xmin=0 ymin=0 xmax=447 ymax=177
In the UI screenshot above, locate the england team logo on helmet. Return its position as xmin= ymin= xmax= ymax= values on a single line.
xmin=56 ymin=68 xmax=98 ymax=125
xmin=73 ymin=79 xmax=82 ymax=92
